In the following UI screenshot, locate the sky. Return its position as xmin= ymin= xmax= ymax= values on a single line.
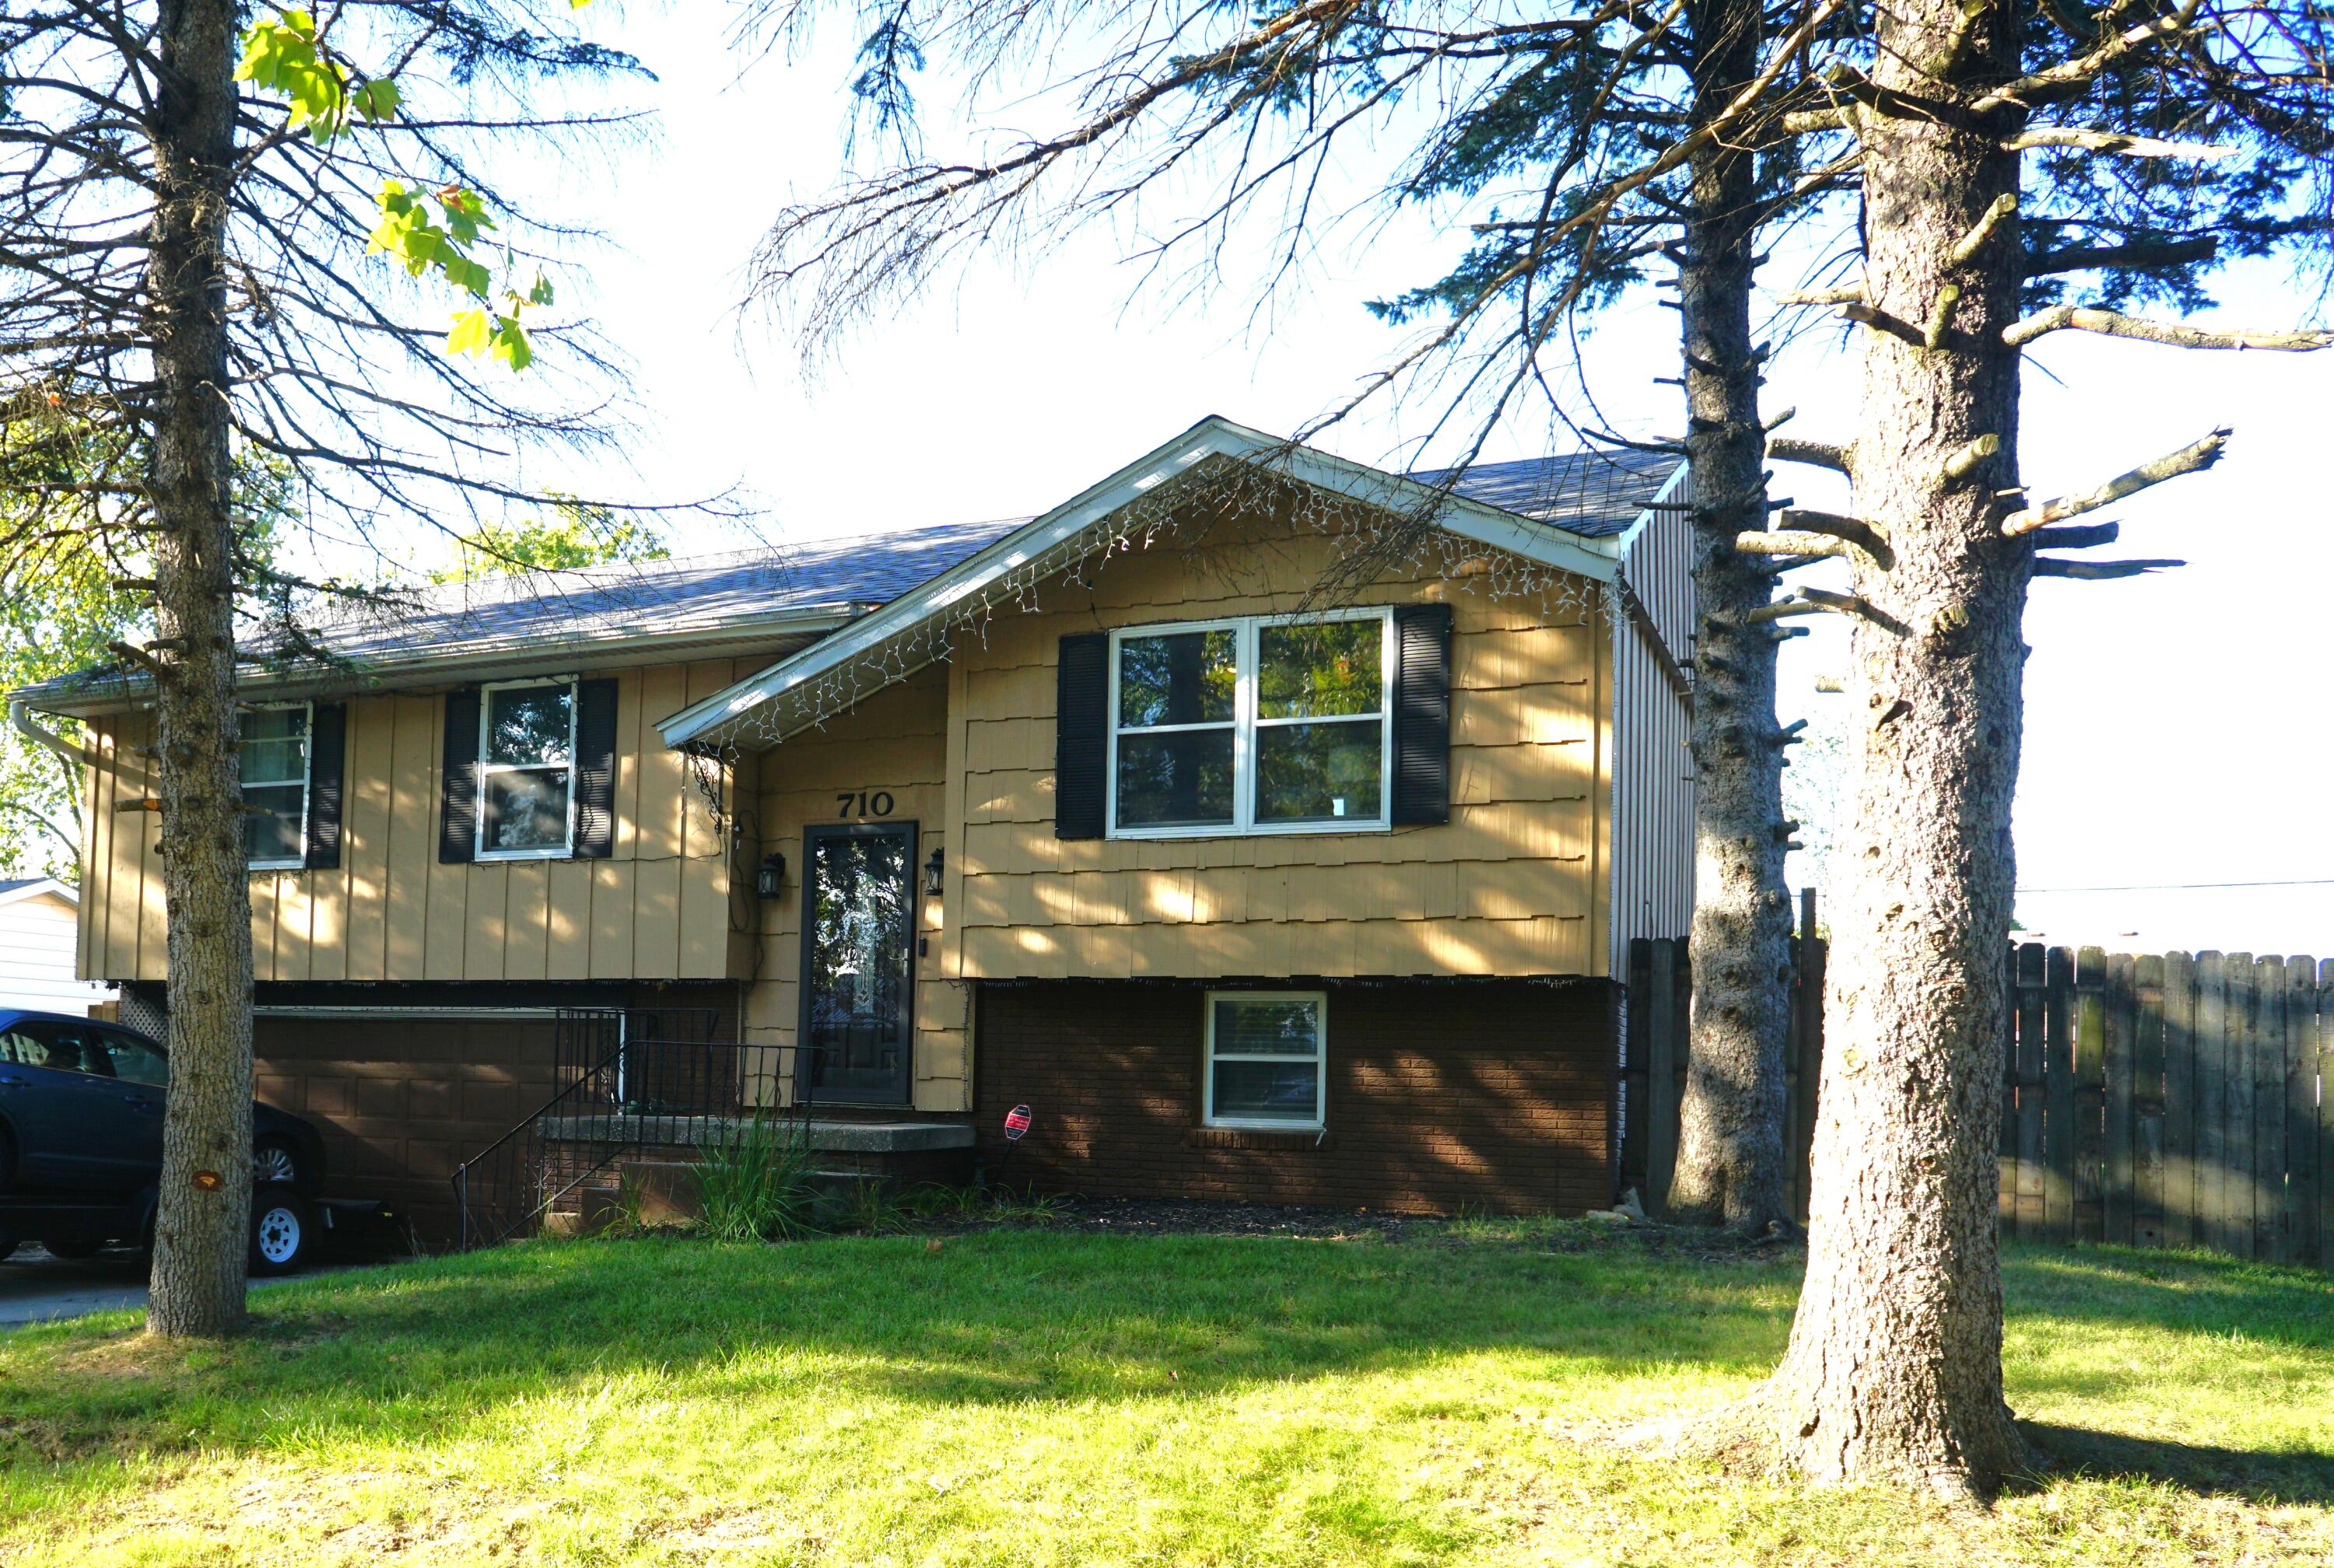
xmin=450 ymin=5 xmax=2334 ymax=956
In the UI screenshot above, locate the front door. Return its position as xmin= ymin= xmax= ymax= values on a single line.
xmin=799 ymin=821 xmax=918 ymax=1105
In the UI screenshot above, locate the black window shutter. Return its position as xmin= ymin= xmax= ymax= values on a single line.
xmin=573 ymin=678 xmax=619 ymax=858
xmin=439 ymin=688 xmax=481 ymax=863
xmin=1054 ymin=632 xmax=1109 ymax=839
xmin=303 ymin=703 xmax=346 ymax=870
xmin=1390 ymin=603 xmax=1453 ymax=826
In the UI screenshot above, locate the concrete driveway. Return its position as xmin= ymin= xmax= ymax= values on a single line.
xmin=0 ymin=1246 xmax=341 ymax=1328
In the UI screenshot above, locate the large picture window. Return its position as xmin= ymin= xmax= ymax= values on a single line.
xmin=1109 ymin=609 xmax=1390 ymax=837
xmin=478 ymin=680 xmax=576 ymax=859
xmin=238 ymin=704 xmax=310 ymax=869
xmin=1204 ymin=992 xmax=1326 ymax=1129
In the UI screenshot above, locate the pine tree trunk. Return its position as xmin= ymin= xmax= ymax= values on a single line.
xmin=143 ymin=0 xmax=253 ymax=1339
xmin=1753 ymin=0 xmax=2032 ymax=1496
xmin=1663 ymin=0 xmax=1793 ymax=1234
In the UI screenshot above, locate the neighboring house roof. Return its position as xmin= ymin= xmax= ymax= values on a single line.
xmin=15 ymin=517 xmax=1028 ymax=718
xmin=0 ymin=877 xmax=75 ymax=908
xmin=661 ymin=415 xmax=1684 ymax=752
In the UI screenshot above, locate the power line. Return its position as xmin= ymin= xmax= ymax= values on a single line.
xmin=2015 ymin=877 xmax=2334 ymax=894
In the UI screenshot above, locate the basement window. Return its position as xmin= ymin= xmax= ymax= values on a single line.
xmin=238 ymin=703 xmax=310 ymax=870
xmin=1204 ymin=992 xmax=1326 ymax=1130
xmin=478 ymin=679 xmax=576 ymax=859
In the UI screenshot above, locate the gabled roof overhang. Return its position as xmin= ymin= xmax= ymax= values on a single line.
xmin=659 ymin=415 xmax=1630 ymax=754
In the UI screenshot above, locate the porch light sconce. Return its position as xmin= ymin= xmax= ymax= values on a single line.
xmin=923 ymin=845 xmax=946 ymax=898
xmin=755 ymin=852 xmax=787 ymax=900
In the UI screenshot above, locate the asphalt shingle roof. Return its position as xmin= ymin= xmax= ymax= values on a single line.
xmin=1428 ymin=449 xmax=1680 ymax=537
xmin=273 ymin=516 xmax=1030 ymax=667
xmin=17 ymin=442 xmax=1677 ymax=712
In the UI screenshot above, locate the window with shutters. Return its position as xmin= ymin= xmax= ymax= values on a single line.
xmin=477 ymin=678 xmax=577 ymax=859
xmin=1108 ymin=608 xmax=1390 ymax=838
xmin=1204 ymin=992 xmax=1327 ymax=1129
xmin=237 ymin=703 xmax=310 ymax=870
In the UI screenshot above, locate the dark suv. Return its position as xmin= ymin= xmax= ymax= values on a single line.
xmin=0 ymin=1010 xmax=328 ymax=1272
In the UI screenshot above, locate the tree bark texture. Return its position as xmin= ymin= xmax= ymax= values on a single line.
xmin=1754 ymin=0 xmax=2032 ymax=1496
xmin=1663 ymin=0 xmax=1794 ymax=1233
xmin=143 ymin=0 xmax=254 ymax=1339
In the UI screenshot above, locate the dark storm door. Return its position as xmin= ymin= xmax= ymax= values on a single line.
xmin=798 ymin=821 xmax=919 ymax=1105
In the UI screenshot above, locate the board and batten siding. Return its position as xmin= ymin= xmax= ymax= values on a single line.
xmin=77 ymin=659 xmax=758 ymax=985
xmin=742 ymin=661 xmax=971 ymax=1115
xmin=937 ymin=507 xmax=1617 ymax=982
xmin=1607 ymin=504 xmax=1696 ymax=970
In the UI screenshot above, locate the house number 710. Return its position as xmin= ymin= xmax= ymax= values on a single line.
xmin=836 ymin=791 xmax=895 ymax=817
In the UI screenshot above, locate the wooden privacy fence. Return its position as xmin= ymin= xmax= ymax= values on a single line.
xmin=1621 ymin=919 xmax=2334 ymax=1269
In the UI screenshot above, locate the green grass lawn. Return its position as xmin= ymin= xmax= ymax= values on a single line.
xmin=0 ymin=1220 xmax=2328 ymax=1566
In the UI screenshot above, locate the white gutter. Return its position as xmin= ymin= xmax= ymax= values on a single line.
xmin=660 ymin=415 xmax=1633 ymax=751
xmin=9 ymin=695 xmax=91 ymax=767
xmin=15 ymin=605 xmax=861 ymax=721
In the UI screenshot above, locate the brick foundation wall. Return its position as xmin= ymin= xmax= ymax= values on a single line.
xmin=972 ymin=978 xmax=1619 ymax=1214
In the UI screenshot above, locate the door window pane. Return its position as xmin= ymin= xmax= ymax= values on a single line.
xmin=1118 ymin=630 xmax=1235 ymax=727
xmin=487 ymin=685 xmax=572 ymax=765
xmin=804 ymin=829 xmax=914 ymax=1101
xmin=238 ymin=706 xmax=309 ymax=865
xmin=1257 ymin=620 xmax=1383 ymax=719
xmin=1115 ymin=730 xmax=1235 ymax=829
xmin=1255 ymin=719 xmax=1383 ymax=824
xmin=485 ymin=768 xmax=572 ymax=852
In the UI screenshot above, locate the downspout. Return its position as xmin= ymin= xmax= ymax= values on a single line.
xmin=9 ymin=694 xmax=92 ymax=768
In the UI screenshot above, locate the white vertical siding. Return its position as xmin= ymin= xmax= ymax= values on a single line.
xmin=1608 ymin=482 xmax=1697 ymax=970
xmin=0 ymin=885 xmax=114 ymax=1014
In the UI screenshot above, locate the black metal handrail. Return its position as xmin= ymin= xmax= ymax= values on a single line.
xmin=450 ymin=1008 xmax=845 ymax=1248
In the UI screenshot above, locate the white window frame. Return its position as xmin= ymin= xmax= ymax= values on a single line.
xmin=239 ymin=699 xmax=313 ymax=873
xmin=1203 ymin=989 xmax=1328 ymax=1131
xmin=1106 ymin=606 xmax=1393 ymax=839
xmin=475 ymin=677 xmax=580 ymax=863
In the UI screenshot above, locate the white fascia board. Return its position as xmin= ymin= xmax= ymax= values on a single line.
xmin=0 ymin=878 xmax=74 ymax=909
xmin=658 ymin=415 xmax=1633 ymax=751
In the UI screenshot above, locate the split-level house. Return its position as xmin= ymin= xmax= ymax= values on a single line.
xmin=18 ymin=417 xmax=1693 ymax=1241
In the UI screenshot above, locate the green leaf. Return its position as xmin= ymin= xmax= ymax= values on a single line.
xmin=489 ymin=317 xmax=534 ymax=373
xmin=352 ymin=78 xmax=400 ymax=124
xmin=527 ymin=275 xmax=555 ymax=307
xmin=443 ymin=254 xmax=492 ymax=300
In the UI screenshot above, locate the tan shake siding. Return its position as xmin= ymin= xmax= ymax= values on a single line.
xmin=79 ymin=659 xmax=760 ymax=984
xmin=942 ymin=509 xmax=1615 ymax=983
xmin=1610 ymin=507 xmax=1697 ymax=965
xmin=743 ymin=661 xmax=969 ymax=1114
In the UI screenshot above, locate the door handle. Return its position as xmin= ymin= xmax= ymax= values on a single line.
xmin=0 ymin=1075 xmax=25 ymax=1087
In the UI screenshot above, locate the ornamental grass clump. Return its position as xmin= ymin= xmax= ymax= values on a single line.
xmin=691 ymin=1116 xmax=822 ymax=1242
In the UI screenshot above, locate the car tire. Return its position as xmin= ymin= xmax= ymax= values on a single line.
xmin=252 ymin=1137 xmax=306 ymax=1191
xmin=248 ymin=1183 xmax=314 ymax=1276
xmin=40 ymin=1236 xmax=103 ymax=1260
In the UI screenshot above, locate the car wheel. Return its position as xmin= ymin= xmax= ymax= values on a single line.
xmin=40 ymin=1236 xmax=104 ymax=1260
xmin=253 ymin=1138 xmax=305 ymax=1190
xmin=248 ymin=1183 xmax=314 ymax=1276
